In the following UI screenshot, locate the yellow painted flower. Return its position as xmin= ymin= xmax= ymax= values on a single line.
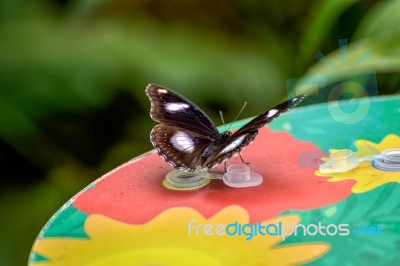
xmin=31 ymin=206 xmax=328 ymax=266
xmin=317 ymin=134 xmax=400 ymax=193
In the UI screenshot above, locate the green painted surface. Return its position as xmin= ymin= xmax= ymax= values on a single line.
xmin=281 ymin=183 xmax=400 ymax=266
xmin=40 ymin=203 xmax=88 ymax=239
xmin=220 ymin=96 xmax=399 ymax=151
xmin=270 ymin=96 xmax=399 ymax=151
xmin=29 ymin=253 xmax=49 ymax=263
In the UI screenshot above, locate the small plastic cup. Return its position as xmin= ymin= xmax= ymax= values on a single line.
xmin=223 ymin=163 xmax=263 ymax=188
xmin=330 ymin=149 xmax=358 ymax=168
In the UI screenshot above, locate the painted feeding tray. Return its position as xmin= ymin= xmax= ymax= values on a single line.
xmin=29 ymin=96 xmax=400 ymax=266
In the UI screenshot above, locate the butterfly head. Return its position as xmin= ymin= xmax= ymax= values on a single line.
xmin=215 ymin=131 xmax=231 ymax=143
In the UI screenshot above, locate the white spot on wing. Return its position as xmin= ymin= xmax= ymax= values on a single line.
xmin=171 ymin=132 xmax=195 ymax=153
xmin=157 ymin=88 xmax=168 ymax=94
xmin=267 ymin=109 xmax=279 ymax=118
xmin=166 ymin=102 xmax=190 ymax=112
xmin=220 ymin=135 xmax=246 ymax=154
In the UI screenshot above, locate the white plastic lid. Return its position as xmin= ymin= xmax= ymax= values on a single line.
xmin=373 ymin=148 xmax=400 ymax=171
xmin=223 ymin=163 xmax=263 ymax=188
xmin=319 ymin=149 xmax=359 ymax=174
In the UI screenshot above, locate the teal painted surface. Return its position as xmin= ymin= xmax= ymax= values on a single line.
xmin=281 ymin=183 xmax=400 ymax=266
xmin=40 ymin=202 xmax=89 ymax=239
xmin=220 ymin=96 xmax=399 ymax=151
xmin=29 ymin=253 xmax=49 ymax=263
xmin=270 ymin=96 xmax=399 ymax=151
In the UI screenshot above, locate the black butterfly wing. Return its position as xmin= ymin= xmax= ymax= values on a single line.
xmin=146 ymin=84 xmax=219 ymax=136
xmin=150 ymin=124 xmax=213 ymax=171
xmin=202 ymin=94 xmax=306 ymax=167
xmin=233 ymin=94 xmax=305 ymax=136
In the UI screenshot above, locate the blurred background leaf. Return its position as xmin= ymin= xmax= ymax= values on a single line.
xmin=0 ymin=0 xmax=399 ymax=265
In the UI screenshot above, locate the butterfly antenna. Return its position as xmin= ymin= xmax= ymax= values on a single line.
xmin=219 ymin=110 xmax=228 ymax=132
xmin=219 ymin=110 xmax=226 ymax=125
xmin=226 ymin=101 xmax=247 ymax=132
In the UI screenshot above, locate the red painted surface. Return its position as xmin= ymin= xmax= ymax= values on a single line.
xmin=73 ymin=127 xmax=354 ymax=224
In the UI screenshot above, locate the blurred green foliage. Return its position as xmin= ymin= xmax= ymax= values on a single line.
xmin=0 ymin=0 xmax=399 ymax=265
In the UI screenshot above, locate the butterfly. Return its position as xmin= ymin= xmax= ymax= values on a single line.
xmin=146 ymin=84 xmax=305 ymax=172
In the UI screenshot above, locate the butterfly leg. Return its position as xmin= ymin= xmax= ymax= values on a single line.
xmin=224 ymin=161 xmax=227 ymax=172
xmin=239 ymin=152 xmax=249 ymax=164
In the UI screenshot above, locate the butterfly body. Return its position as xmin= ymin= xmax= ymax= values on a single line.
xmin=200 ymin=131 xmax=254 ymax=166
xmin=146 ymin=84 xmax=304 ymax=172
